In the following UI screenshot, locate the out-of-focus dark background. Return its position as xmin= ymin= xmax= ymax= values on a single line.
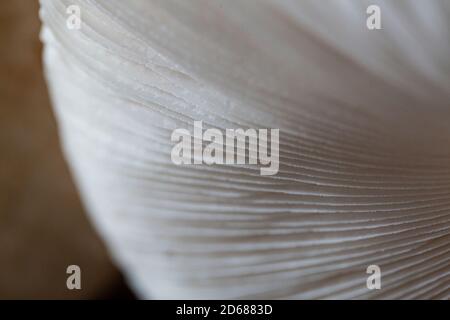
xmin=0 ymin=1 xmax=134 ymax=299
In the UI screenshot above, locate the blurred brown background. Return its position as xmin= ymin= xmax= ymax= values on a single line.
xmin=0 ymin=1 xmax=134 ymax=299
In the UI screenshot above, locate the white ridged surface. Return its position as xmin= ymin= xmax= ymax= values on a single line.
xmin=40 ymin=0 xmax=450 ymax=299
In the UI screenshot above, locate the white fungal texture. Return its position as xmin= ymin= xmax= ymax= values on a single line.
xmin=40 ymin=0 xmax=450 ymax=299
